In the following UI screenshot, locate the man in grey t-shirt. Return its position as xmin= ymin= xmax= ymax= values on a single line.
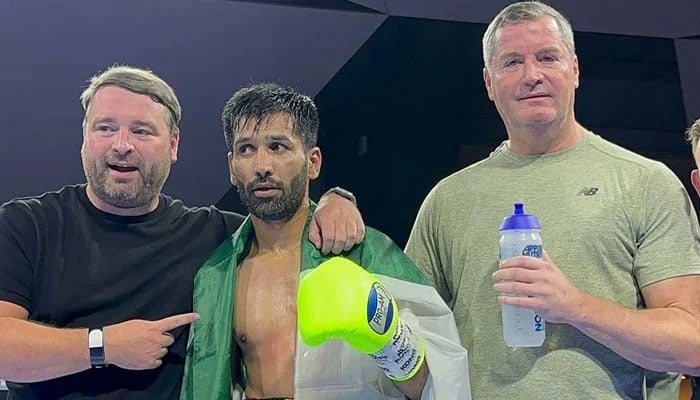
xmin=406 ymin=2 xmax=700 ymax=399
xmin=685 ymin=117 xmax=700 ymax=400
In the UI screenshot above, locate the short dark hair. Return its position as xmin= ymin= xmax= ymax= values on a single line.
xmin=222 ymin=83 xmax=319 ymax=152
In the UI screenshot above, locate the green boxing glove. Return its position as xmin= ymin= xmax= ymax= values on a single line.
xmin=297 ymin=257 xmax=425 ymax=381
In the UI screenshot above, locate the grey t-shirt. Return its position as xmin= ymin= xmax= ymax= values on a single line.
xmin=406 ymin=133 xmax=700 ymax=400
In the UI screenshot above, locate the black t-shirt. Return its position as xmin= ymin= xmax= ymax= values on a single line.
xmin=0 ymin=185 xmax=243 ymax=399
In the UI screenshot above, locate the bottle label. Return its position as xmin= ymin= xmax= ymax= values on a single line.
xmin=534 ymin=314 xmax=544 ymax=332
xmin=522 ymin=244 xmax=542 ymax=258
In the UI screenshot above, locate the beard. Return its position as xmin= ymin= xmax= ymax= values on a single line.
xmin=237 ymin=165 xmax=307 ymax=222
xmin=81 ymin=150 xmax=171 ymax=210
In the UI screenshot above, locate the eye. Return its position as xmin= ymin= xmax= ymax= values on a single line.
xmin=237 ymin=144 xmax=254 ymax=155
xmin=503 ymin=59 xmax=521 ymax=68
xmin=132 ymin=128 xmax=152 ymax=136
xmin=96 ymin=124 xmax=116 ymax=132
xmin=270 ymin=142 xmax=288 ymax=152
xmin=540 ymin=54 xmax=559 ymax=63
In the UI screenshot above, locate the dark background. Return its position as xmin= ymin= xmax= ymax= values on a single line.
xmin=2 ymin=0 xmax=700 ymax=249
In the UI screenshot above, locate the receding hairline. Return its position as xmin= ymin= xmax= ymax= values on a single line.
xmin=82 ymin=84 xmax=178 ymax=134
xmin=79 ymin=65 xmax=182 ymax=135
xmin=492 ymin=16 xmax=571 ymax=56
xmin=482 ymin=2 xmax=577 ymax=70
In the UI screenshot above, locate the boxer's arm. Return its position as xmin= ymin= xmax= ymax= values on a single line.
xmin=298 ymin=257 xmax=428 ymax=398
xmin=395 ymin=363 xmax=429 ymax=400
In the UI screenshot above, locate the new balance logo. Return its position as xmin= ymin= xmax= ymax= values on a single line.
xmin=578 ymin=187 xmax=599 ymax=196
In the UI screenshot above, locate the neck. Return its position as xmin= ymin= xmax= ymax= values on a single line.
xmin=85 ymin=184 xmax=159 ymax=216
xmin=250 ymin=201 xmax=310 ymax=253
xmin=506 ymin=116 xmax=588 ymax=155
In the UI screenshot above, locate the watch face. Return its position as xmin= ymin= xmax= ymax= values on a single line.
xmin=89 ymin=328 xmax=106 ymax=366
xmin=88 ymin=328 xmax=103 ymax=348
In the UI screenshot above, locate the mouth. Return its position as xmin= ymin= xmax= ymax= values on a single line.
xmin=519 ymin=94 xmax=550 ymax=101
xmin=107 ymin=164 xmax=139 ymax=173
xmin=252 ymin=183 xmax=280 ymax=191
xmin=251 ymin=184 xmax=282 ymax=197
xmin=252 ymin=187 xmax=280 ymax=193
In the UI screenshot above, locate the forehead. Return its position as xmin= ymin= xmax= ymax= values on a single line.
xmin=237 ymin=112 xmax=296 ymax=139
xmin=493 ymin=17 xmax=566 ymax=54
xmin=87 ymin=85 xmax=168 ymax=125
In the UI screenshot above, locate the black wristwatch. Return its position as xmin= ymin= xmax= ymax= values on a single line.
xmin=323 ymin=187 xmax=357 ymax=206
xmin=88 ymin=327 xmax=106 ymax=368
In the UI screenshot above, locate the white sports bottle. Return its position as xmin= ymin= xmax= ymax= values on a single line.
xmin=499 ymin=203 xmax=545 ymax=347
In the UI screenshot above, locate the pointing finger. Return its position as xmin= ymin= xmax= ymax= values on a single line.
xmin=154 ymin=313 xmax=200 ymax=331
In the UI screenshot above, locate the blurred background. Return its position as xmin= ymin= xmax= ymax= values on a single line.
xmin=2 ymin=0 xmax=700 ymax=248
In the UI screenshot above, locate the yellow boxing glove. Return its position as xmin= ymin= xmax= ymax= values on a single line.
xmin=297 ymin=257 xmax=425 ymax=381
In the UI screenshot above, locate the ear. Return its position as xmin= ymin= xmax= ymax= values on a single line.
xmin=170 ymin=131 xmax=180 ymax=164
xmin=483 ymin=67 xmax=494 ymax=101
xmin=227 ymin=151 xmax=238 ymax=186
xmin=81 ymin=118 xmax=90 ymax=147
xmin=691 ymin=169 xmax=700 ymax=197
xmin=572 ymin=55 xmax=580 ymax=89
xmin=307 ymin=147 xmax=322 ymax=180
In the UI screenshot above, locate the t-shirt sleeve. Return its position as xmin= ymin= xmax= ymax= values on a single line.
xmin=0 ymin=202 xmax=36 ymax=311
xmin=220 ymin=210 xmax=245 ymax=236
xmin=404 ymin=186 xmax=453 ymax=305
xmin=633 ymin=162 xmax=700 ymax=287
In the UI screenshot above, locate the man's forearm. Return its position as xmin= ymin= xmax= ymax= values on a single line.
xmin=0 ymin=317 xmax=90 ymax=382
xmin=569 ymin=294 xmax=700 ymax=374
xmin=394 ymin=362 xmax=429 ymax=400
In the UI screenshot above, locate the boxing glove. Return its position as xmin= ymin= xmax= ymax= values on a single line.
xmin=297 ymin=257 xmax=425 ymax=381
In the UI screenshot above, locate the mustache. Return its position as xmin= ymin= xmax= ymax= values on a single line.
xmin=104 ymin=154 xmax=140 ymax=165
xmin=245 ymin=176 xmax=284 ymax=191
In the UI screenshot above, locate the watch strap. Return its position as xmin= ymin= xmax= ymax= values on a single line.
xmin=88 ymin=327 xmax=106 ymax=368
xmin=323 ymin=186 xmax=357 ymax=206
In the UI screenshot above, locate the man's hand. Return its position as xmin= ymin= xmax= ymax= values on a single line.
xmin=492 ymin=250 xmax=585 ymax=324
xmin=103 ymin=313 xmax=199 ymax=369
xmin=309 ymin=192 xmax=365 ymax=254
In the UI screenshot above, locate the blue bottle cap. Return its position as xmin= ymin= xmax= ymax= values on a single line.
xmin=499 ymin=203 xmax=540 ymax=231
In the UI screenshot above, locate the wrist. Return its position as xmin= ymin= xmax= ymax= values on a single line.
xmin=322 ymin=187 xmax=357 ymax=206
xmin=567 ymin=292 xmax=600 ymax=327
xmin=370 ymin=318 xmax=425 ymax=382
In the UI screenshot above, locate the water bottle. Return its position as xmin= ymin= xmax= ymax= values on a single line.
xmin=499 ymin=203 xmax=545 ymax=347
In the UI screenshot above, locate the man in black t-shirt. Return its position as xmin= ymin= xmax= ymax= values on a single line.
xmin=0 ymin=65 xmax=365 ymax=400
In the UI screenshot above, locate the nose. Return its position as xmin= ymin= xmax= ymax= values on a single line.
xmin=522 ymin=59 xmax=544 ymax=87
xmin=111 ymin=128 xmax=134 ymax=155
xmin=253 ymin=149 xmax=274 ymax=178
